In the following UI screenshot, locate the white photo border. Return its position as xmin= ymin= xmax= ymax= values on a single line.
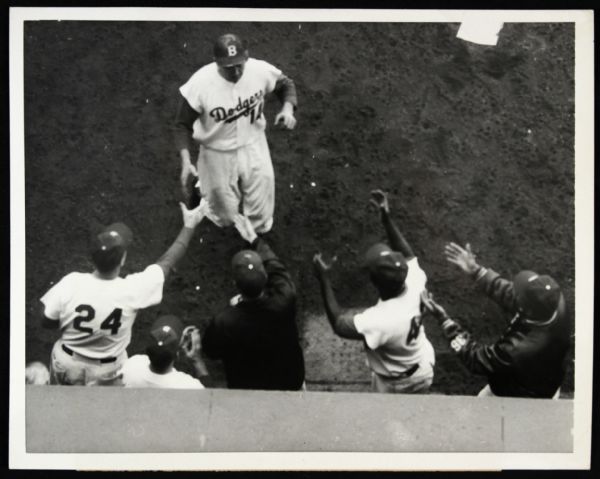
xmin=9 ymin=7 xmax=594 ymax=471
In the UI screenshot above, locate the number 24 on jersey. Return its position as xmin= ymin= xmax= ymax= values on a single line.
xmin=73 ymin=304 xmax=123 ymax=335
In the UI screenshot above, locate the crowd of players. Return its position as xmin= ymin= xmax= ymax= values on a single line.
xmin=26 ymin=34 xmax=572 ymax=399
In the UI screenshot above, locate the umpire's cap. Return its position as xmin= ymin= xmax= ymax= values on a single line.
xmin=90 ymin=223 xmax=133 ymax=273
xmin=213 ymin=33 xmax=248 ymax=67
xmin=365 ymin=243 xmax=409 ymax=288
xmin=232 ymin=249 xmax=268 ymax=299
xmin=513 ymin=271 xmax=562 ymax=321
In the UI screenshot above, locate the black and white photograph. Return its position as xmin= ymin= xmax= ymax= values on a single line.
xmin=9 ymin=7 xmax=593 ymax=471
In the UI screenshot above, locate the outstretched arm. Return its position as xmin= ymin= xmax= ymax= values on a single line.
xmin=174 ymin=94 xmax=200 ymax=202
xmin=421 ymin=292 xmax=513 ymax=376
xmin=370 ymin=190 xmax=414 ymax=259
xmin=444 ymin=242 xmax=519 ymax=315
xmin=155 ymin=201 xmax=206 ymax=279
xmin=313 ymin=254 xmax=363 ymax=340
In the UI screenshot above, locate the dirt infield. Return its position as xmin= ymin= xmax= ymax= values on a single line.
xmin=23 ymin=21 xmax=574 ymax=395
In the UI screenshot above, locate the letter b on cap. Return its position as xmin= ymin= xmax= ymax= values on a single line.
xmin=228 ymin=45 xmax=237 ymax=56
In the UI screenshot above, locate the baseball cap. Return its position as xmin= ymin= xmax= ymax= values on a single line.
xmin=513 ymin=270 xmax=562 ymax=321
xmin=213 ymin=33 xmax=248 ymax=67
xmin=232 ymin=249 xmax=267 ymax=298
xmin=147 ymin=315 xmax=184 ymax=357
xmin=90 ymin=222 xmax=133 ymax=272
xmin=364 ymin=243 xmax=409 ymax=287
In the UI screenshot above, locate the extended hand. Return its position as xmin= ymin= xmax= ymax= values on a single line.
xmin=233 ymin=214 xmax=258 ymax=243
xmin=369 ymin=189 xmax=390 ymax=213
xmin=180 ymin=199 xmax=207 ymax=229
xmin=180 ymin=325 xmax=202 ymax=359
xmin=420 ymin=290 xmax=448 ymax=321
xmin=444 ymin=242 xmax=480 ymax=275
xmin=312 ymin=252 xmax=333 ymax=278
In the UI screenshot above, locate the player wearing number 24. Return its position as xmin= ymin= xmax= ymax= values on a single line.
xmin=40 ymin=201 xmax=208 ymax=386
xmin=313 ymin=190 xmax=435 ymax=393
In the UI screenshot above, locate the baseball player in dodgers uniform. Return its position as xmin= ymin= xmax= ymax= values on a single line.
xmin=174 ymin=33 xmax=298 ymax=233
xmin=313 ymin=190 xmax=435 ymax=393
xmin=40 ymin=202 xmax=207 ymax=386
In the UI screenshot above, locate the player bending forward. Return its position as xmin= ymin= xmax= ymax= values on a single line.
xmin=40 ymin=201 xmax=207 ymax=386
xmin=174 ymin=33 xmax=298 ymax=233
xmin=313 ymin=190 xmax=435 ymax=393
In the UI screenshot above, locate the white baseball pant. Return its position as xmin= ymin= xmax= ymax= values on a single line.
xmin=195 ymin=132 xmax=274 ymax=234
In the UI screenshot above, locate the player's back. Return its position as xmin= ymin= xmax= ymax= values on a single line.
xmin=41 ymin=265 xmax=164 ymax=359
xmin=354 ymin=257 xmax=434 ymax=374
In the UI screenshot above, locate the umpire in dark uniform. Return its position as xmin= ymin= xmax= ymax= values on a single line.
xmin=421 ymin=242 xmax=571 ymax=399
xmin=201 ymin=214 xmax=305 ymax=390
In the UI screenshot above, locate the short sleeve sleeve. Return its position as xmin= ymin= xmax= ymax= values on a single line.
xmin=353 ymin=307 xmax=384 ymax=350
xmin=406 ymin=257 xmax=427 ymax=292
xmin=123 ymin=264 xmax=165 ymax=309
xmin=179 ymin=71 xmax=204 ymax=113
xmin=176 ymin=373 xmax=205 ymax=389
xmin=40 ymin=274 xmax=72 ymax=320
xmin=258 ymin=60 xmax=283 ymax=94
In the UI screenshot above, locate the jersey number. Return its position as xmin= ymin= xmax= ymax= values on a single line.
xmin=406 ymin=315 xmax=423 ymax=346
xmin=73 ymin=305 xmax=123 ymax=335
xmin=249 ymin=102 xmax=263 ymax=124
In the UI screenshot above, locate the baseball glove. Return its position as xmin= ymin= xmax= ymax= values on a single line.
xmin=186 ymin=175 xmax=202 ymax=209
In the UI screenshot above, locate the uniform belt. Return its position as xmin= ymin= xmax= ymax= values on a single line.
xmin=62 ymin=344 xmax=117 ymax=364
xmin=378 ymin=363 xmax=419 ymax=380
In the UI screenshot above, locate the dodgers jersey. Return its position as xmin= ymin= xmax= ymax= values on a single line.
xmin=41 ymin=265 xmax=165 ymax=359
xmin=179 ymin=58 xmax=282 ymax=151
xmin=353 ymin=257 xmax=435 ymax=376
xmin=120 ymin=355 xmax=204 ymax=389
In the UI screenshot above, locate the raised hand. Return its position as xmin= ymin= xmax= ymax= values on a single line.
xmin=180 ymin=199 xmax=207 ymax=229
xmin=444 ymin=242 xmax=480 ymax=275
xmin=420 ymin=290 xmax=449 ymax=321
xmin=369 ymin=189 xmax=390 ymax=213
xmin=312 ymin=252 xmax=333 ymax=278
xmin=180 ymin=325 xmax=202 ymax=359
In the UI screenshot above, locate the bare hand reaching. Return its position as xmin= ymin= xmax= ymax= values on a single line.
xmin=180 ymin=199 xmax=207 ymax=229
xmin=420 ymin=291 xmax=449 ymax=321
xmin=312 ymin=253 xmax=333 ymax=279
xmin=180 ymin=326 xmax=202 ymax=359
xmin=444 ymin=242 xmax=480 ymax=275
xmin=369 ymin=189 xmax=390 ymax=214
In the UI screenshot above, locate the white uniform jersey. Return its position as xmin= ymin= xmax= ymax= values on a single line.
xmin=40 ymin=265 xmax=165 ymax=359
xmin=353 ymin=257 xmax=435 ymax=376
xmin=120 ymin=355 xmax=204 ymax=389
xmin=180 ymin=58 xmax=282 ymax=151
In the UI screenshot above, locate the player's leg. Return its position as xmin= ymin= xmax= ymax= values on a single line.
xmin=196 ymin=146 xmax=241 ymax=227
xmin=49 ymin=340 xmax=86 ymax=385
xmin=238 ymin=133 xmax=275 ymax=234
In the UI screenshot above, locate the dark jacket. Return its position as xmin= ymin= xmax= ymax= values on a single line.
xmin=201 ymin=238 xmax=305 ymax=390
xmin=443 ymin=267 xmax=571 ymax=398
